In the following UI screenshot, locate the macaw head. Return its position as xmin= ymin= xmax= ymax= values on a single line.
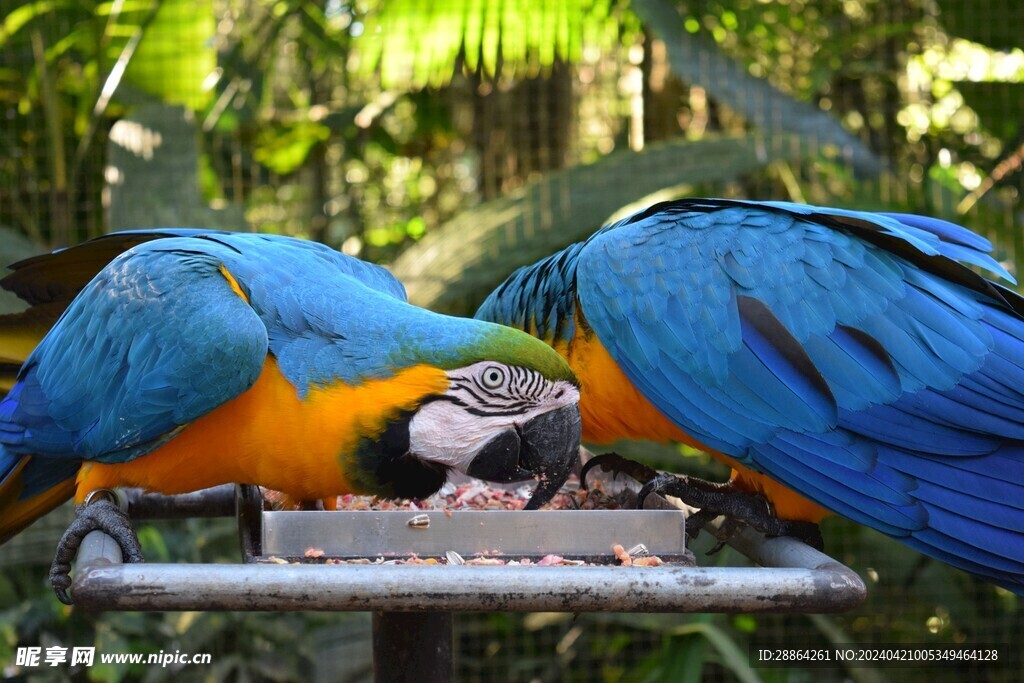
xmin=355 ymin=318 xmax=582 ymax=509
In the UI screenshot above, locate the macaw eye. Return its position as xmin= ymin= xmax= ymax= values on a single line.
xmin=480 ymin=366 xmax=506 ymax=389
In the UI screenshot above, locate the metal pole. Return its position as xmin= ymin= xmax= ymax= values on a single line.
xmin=372 ymin=612 xmax=452 ymax=683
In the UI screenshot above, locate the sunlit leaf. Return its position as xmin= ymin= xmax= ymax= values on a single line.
xmin=254 ymin=121 xmax=331 ymax=175
xmin=0 ymin=0 xmax=72 ymax=47
xmin=116 ymin=0 xmax=217 ymax=110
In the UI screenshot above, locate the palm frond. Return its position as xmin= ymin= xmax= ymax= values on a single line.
xmin=353 ymin=0 xmax=629 ymax=88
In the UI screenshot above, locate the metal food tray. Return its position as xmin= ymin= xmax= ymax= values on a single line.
xmin=70 ymin=484 xmax=866 ymax=613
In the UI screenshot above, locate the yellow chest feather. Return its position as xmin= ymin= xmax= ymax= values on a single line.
xmin=75 ymin=359 xmax=449 ymax=502
xmin=566 ymin=331 xmax=693 ymax=446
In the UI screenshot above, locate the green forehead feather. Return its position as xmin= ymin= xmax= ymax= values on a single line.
xmin=473 ymin=324 xmax=578 ymax=385
xmin=395 ymin=308 xmax=577 ymax=385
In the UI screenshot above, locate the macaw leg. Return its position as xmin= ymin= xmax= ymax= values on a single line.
xmin=49 ymin=490 xmax=144 ymax=605
xmin=636 ymin=473 xmax=824 ymax=550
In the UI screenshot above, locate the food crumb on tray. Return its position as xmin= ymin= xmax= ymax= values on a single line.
xmin=263 ymin=477 xmax=626 ymax=513
xmin=275 ymin=547 xmax=668 ymax=568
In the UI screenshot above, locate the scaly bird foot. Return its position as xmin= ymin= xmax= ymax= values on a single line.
xmin=636 ymin=473 xmax=824 ymax=551
xmin=581 ymin=453 xmax=717 ymax=539
xmin=50 ymin=491 xmax=144 ymax=605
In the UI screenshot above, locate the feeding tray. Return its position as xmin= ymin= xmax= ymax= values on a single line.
xmin=247 ymin=491 xmax=692 ymax=564
xmin=69 ymin=483 xmax=866 ymax=613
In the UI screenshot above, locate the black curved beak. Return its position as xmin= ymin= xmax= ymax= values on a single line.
xmin=465 ymin=404 xmax=583 ymax=510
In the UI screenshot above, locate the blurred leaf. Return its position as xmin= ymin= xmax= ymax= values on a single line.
xmin=630 ymin=0 xmax=883 ymax=178
xmin=392 ymin=134 xmax=810 ymax=315
xmin=0 ymin=0 xmax=72 ymax=46
xmin=136 ymin=525 xmax=170 ymax=562
xmin=732 ymin=614 xmax=757 ymax=634
xmin=661 ymin=630 xmax=707 ymax=683
xmin=808 ymin=615 xmax=884 ymax=683
xmin=254 ymin=120 xmax=331 ymax=175
xmin=667 ymin=621 xmax=762 ymax=683
xmin=113 ymin=0 xmax=217 ymax=110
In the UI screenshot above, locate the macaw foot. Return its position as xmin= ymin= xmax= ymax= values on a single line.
xmin=580 ymin=453 xmax=716 ymax=539
xmin=49 ymin=491 xmax=144 ymax=605
xmin=636 ymin=473 xmax=824 ymax=550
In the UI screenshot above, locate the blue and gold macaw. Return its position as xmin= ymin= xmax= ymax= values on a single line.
xmin=0 ymin=230 xmax=581 ymax=601
xmin=478 ymin=198 xmax=1024 ymax=593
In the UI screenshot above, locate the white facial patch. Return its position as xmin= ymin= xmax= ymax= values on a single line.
xmin=408 ymin=362 xmax=579 ymax=471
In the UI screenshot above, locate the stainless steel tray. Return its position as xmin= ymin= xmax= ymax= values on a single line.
xmin=259 ymin=509 xmax=690 ymax=562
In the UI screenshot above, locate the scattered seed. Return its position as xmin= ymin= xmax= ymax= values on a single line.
xmin=407 ymin=514 xmax=430 ymax=528
xmin=612 ymin=543 xmax=633 ymax=567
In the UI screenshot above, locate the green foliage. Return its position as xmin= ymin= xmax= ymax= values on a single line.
xmin=0 ymin=0 xmax=218 ymax=246
xmin=353 ymin=0 xmax=634 ymax=88
xmin=957 ymin=82 xmax=1024 ymax=141
xmin=254 ymin=120 xmax=331 ymax=174
xmin=118 ymin=0 xmax=217 ymax=111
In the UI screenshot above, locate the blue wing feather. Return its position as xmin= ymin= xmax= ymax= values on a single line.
xmin=565 ymin=198 xmax=1024 ymax=592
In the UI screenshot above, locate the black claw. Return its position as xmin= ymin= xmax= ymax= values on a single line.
xmin=50 ymin=498 xmax=144 ymax=605
xmin=683 ymin=507 xmax=718 ymax=540
xmin=706 ymin=540 xmax=728 ymax=556
xmin=705 ymin=516 xmax=746 ymax=555
xmin=635 ymin=477 xmax=657 ymax=509
xmin=580 ymin=452 xmax=659 ymax=490
xmin=636 ymin=472 xmax=698 ymax=510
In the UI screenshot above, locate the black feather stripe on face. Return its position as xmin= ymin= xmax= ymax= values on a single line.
xmin=446 ymin=365 xmax=562 ymax=418
xmin=355 ymin=409 xmax=449 ymax=500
